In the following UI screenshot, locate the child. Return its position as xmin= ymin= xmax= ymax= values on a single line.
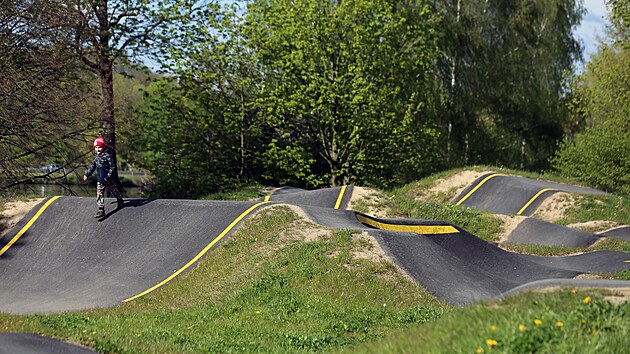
xmin=83 ymin=136 xmax=124 ymax=218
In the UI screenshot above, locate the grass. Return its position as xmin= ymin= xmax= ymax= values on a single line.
xmin=557 ymin=195 xmax=630 ymax=227
xmin=343 ymin=289 xmax=630 ymax=353
xmin=201 ymin=184 xmax=268 ymax=201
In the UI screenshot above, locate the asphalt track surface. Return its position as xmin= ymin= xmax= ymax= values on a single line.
xmin=508 ymin=218 xmax=602 ymax=247
xmin=0 ymin=333 xmax=94 ymax=354
xmin=1 ymin=185 xmax=629 ymax=351
xmin=598 ymin=226 xmax=630 ymax=241
xmin=452 ymin=172 xmax=608 ymax=216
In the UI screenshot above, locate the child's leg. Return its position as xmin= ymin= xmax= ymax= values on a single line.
xmin=106 ymin=181 xmax=124 ymax=199
xmin=105 ymin=180 xmax=124 ymax=208
xmin=96 ymin=182 xmax=105 ymax=210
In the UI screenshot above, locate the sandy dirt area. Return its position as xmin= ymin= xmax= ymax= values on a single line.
xmin=0 ymin=198 xmax=44 ymax=238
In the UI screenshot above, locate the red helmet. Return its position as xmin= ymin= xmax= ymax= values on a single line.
xmin=92 ymin=136 xmax=107 ymax=149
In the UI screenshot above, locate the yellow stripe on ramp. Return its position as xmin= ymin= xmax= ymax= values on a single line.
xmin=516 ymin=188 xmax=557 ymax=215
xmin=455 ymin=173 xmax=506 ymax=206
xmin=356 ymin=214 xmax=458 ymax=235
xmin=123 ymin=201 xmax=270 ymax=303
xmin=334 ymin=185 xmax=347 ymax=209
xmin=0 ymin=196 xmax=60 ymax=257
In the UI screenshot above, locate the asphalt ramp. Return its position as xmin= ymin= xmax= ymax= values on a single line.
xmin=0 ymin=196 xmax=268 ymax=314
xmin=261 ymin=185 xmax=353 ymax=209
xmin=452 ymin=173 xmax=608 ymax=216
xmin=507 ymin=218 xmax=602 ymax=247
xmin=598 ymin=226 xmax=630 ymax=241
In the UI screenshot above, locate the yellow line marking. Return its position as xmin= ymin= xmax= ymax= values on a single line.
xmin=356 ymin=214 xmax=459 ymax=235
xmin=123 ymin=201 xmax=270 ymax=303
xmin=0 ymin=196 xmax=60 ymax=257
xmin=455 ymin=173 xmax=506 ymax=206
xmin=334 ymin=185 xmax=347 ymax=209
xmin=264 ymin=195 xmax=271 ymax=202
xmin=625 ymin=260 xmax=630 ymax=263
xmin=516 ymin=188 xmax=557 ymax=215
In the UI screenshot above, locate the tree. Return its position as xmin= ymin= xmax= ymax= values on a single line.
xmin=133 ymin=3 xmax=267 ymax=197
xmin=437 ymin=0 xmax=584 ymax=170
xmin=552 ymin=1 xmax=630 ymax=194
xmin=243 ymin=0 xmax=442 ymax=188
xmin=0 ymin=0 xmax=99 ymax=193
xmin=58 ymin=0 xmax=215 ymax=180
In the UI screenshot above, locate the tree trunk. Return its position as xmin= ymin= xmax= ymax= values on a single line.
xmin=100 ymin=61 xmax=116 ymax=152
xmin=100 ymin=59 xmax=125 ymax=195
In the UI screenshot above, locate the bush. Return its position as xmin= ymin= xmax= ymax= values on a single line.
xmin=552 ymin=121 xmax=630 ymax=195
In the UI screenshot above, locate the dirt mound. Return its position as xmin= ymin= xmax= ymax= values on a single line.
xmin=1 ymin=198 xmax=44 ymax=238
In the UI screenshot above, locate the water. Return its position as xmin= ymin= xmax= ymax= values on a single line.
xmin=13 ymin=184 xmax=142 ymax=198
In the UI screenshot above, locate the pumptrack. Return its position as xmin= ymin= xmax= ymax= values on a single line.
xmin=1 ymin=184 xmax=628 ymax=351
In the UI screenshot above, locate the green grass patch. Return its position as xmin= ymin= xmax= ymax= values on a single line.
xmin=0 ymin=206 xmax=448 ymax=352
xmin=200 ymin=184 xmax=268 ymax=201
xmin=344 ymin=289 xmax=630 ymax=353
xmin=557 ymin=195 xmax=630 ymax=227
xmin=501 ymin=236 xmax=630 ymax=256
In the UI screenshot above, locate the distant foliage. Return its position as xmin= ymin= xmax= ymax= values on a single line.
xmin=553 ymin=123 xmax=630 ymax=195
xmin=552 ymin=1 xmax=630 ymax=195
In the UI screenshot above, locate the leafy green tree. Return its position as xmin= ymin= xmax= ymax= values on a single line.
xmin=134 ymin=3 xmax=267 ymax=197
xmin=135 ymin=75 xmax=258 ymax=198
xmin=552 ymin=1 xmax=630 ymax=195
xmin=438 ymin=0 xmax=584 ymax=170
xmin=243 ymin=0 xmax=442 ymax=188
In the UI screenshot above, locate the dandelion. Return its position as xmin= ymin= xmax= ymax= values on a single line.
xmin=570 ymin=289 xmax=577 ymax=294
xmin=486 ymin=339 xmax=498 ymax=347
xmin=490 ymin=325 xmax=497 ymax=331
xmin=556 ymin=321 xmax=564 ymax=328
xmin=82 ymin=330 xmax=88 ymax=333
xmin=91 ymin=331 xmax=96 ymax=335
xmin=534 ymin=319 xmax=542 ymax=325
xmin=519 ymin=325 xmax=527 ymax=331
xmin=476 ymin=348 xmax=484 ymax=353
xmin=582 ymin=296 xmax=592 ymax=304
xmin=255 ymin=310 xmax=261 ymax=314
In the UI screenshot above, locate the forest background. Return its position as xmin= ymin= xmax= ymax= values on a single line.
xmin=1 ymin=0 xmax=628 ymax=198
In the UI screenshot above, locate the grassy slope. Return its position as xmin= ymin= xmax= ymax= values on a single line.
xmin=0 ymin=167 xmax=628 ymax=353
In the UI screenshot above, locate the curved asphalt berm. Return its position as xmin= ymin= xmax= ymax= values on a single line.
xmin=452 ymin=172 xmax=608 ymax=216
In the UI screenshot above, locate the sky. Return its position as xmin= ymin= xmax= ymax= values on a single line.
xmin=575 ymin=0 xmax=611 ymax=61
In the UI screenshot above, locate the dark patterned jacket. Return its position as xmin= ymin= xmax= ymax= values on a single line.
xmin=85 ymin=148 xmax=116 ymax=183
